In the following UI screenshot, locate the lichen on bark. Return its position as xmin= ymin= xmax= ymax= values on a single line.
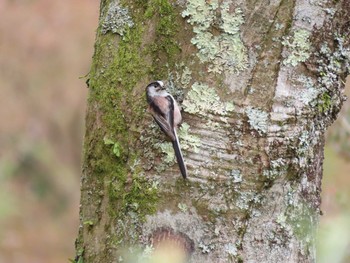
xmin=77 ymin=0 xmax=350 ymax=262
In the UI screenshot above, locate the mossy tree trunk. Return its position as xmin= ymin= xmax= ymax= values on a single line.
xmin=76 ymin=0 xmax=350 ymax=262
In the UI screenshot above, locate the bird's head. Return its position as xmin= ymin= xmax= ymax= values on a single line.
xmin=146 ymin=80 xmax=165 ymax=94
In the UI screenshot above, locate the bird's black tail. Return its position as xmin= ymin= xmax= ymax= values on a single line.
xmin=172 ymin=130 xmax=187 ymax=179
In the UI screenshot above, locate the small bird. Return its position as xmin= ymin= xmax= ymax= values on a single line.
xmin=146 ymin=81 xmax=187 ymax=179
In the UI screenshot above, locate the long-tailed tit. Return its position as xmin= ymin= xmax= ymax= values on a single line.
xmin=146 ymin=81 xmax=187 ymax=179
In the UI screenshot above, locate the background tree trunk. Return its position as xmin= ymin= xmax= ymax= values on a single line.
xmin=76 ymin=0 xmax=350 ymax=262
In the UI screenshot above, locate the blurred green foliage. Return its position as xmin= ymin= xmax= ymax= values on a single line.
xmin=318 ymin=147 xmax=350 ymax=262
xmin=317 ymin=213 xmax=350 ymax=263
xmin=0 ymin=0 xmax=98 ymax=262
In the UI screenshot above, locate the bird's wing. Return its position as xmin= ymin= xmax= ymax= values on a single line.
xmin=150 ymin=96 xmax=176 ymax=141
xmin=152 ymin=114 xmax=176 ymax=141
xmin=165 ymin=95 xmax=175 ymax=130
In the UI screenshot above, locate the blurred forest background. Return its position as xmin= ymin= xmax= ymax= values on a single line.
xmin=0 ymin=0 xmax=349 ymax=263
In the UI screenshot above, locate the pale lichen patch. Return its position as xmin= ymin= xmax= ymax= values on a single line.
xmin=282 ymin=29 xmax=311 ymax=66
xmin=230 ymin=169 xmax=242 ymax=183
xmin=245 ymin=107 xmax=269 ymax=135
xmin=156 ymin=142 xmax=175 ymax=164
xmin=182 ymin=0 xmax=247 ymax=74
xmin=178 ymin=122 xmax=201 ymax=153
xmin=295 ymin=75 xmax=320 ymax=106
xmin=224 ymin=243 xmax=238 ymax=257
xmin=167 ymin=64 xmax=193 ymax=102
xmin=183 ymin=82 xmax=235 ymax=115
xmin=316 ymin=35 xmax=350 ymax=90
xmin=235 ymin=191 xmax=261 ymax=211
xmin=101 ymin=1 xmax=134 ymax=36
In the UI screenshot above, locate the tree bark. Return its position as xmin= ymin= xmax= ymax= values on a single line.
xmin=76 ymin=0 xmax=350 ymax=262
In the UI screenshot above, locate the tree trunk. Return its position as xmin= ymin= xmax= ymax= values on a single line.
xmin=76 ymin=0 xmax=350 ymax=262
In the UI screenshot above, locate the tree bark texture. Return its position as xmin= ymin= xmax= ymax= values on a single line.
xmin=76 ymin=0 xmax=350 ymax=262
